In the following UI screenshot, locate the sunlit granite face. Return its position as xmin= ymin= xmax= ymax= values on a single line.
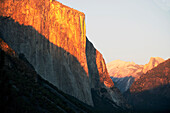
xmin=0 ymin=0 xmax=92 ymax=105
xmin=0 ymin=0 xmax=87 ymax=74
xmin=0 ymin=0 xmax=116 ymax=106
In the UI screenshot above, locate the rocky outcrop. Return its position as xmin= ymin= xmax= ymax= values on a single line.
xmin=107 ymin=58 xmax=165 ymax=93
xmin=143 ymin=57 xmax=165 ymax=73
xmin=86 ymin=39 xmax=114 ymax=89
xmin=86 ymin=39 xmax=130 ymax=111
xmin=0 ymin=0 xmax=126 ymax=109
xmin=124 ymin=59 xmax=170 ymax=112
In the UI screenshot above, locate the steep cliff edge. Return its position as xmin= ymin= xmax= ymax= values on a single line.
xmin=0 ymin=0 xmax=126 ymax=109
xmin=86 ymin=38 xmax=114 ymax=89
xmin=86 ymin=39 xmax=129 ymax=111
xmin=0 ymin=0 xmax=92 ymax=105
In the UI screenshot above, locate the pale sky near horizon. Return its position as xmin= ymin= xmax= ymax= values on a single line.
xmin=57 ymin=0 xmax=170 ymax=65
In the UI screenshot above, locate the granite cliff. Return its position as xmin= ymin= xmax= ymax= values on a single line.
xmin=107 ymin=57 xmax=164 ymax=93
xmin=0 ymin=0 xmax=92 ymax=105
xmin=0 ymin=38 xmax=94 ymax=113
xmin=0 ymin=0 xmax=127 ymax=110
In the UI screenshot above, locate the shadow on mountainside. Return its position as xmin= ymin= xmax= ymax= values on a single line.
xmin=124 ymin=84 xmax=170 ymax=113
xmin=0 ymin=39 xmax=94 ymax=113
xmin=0 ymin=16 xmax=92 ymax=103
xmin=111 ymin=76 xmax=135 ymax=93
xmin=86 ymin=37 xmax=131 ymax=112
xmin=0 ymin=16 xmax=128 ymax=112
xmin=0 ymin=15 xmax=94 ymax=112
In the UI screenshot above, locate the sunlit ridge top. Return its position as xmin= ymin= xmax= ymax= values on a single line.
xmin=54 ymin=0 xmax=85 ymax=16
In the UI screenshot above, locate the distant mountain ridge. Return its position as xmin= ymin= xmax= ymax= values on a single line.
xmin=107 ymin=57 xmax=165 ymax=93
xmin=124 ymin=59 xmax=170 ymax=112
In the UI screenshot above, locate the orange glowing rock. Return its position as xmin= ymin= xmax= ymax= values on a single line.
xmin=0 ymin=0 xmax=115 ymax=106
xmin=96 ymin=50 xmax=114 ymax=88
xmin=0 ymin=38 xmax=16 ymax=56
xmin=143 ymin=57 xmax=165 ymax=73
xmin=0 ymin=0 xmax=87 ymax=73
xmin=130 ymin=59 xmax=170 ymax=93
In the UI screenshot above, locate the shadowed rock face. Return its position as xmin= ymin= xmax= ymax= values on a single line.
xmin=86 ymin=38 xmax=114 ymax=89
xmin=0 ymin=38 xmax=94 ymax=113
xmin=110 ymin=76 xmax=135 ymax=93
xmin=0 ymin=0 xmax=119 ymax=107
xmin=0 ymin=37 xmax=130 ymax=113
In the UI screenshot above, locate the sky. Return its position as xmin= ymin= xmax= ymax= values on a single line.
xmin=57 ymin=0 xmax=170 ymax=65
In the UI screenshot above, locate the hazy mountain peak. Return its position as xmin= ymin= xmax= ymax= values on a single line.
xmin=143 ymin=57 xmax=164 ymax=73
xmin=107 ymin=60 xmax=141 ymax=78
xmin=107 ymin=59 xmax=136 ymax=68
xmin=107 ymin=57 xmax=165 ymax=93
xmin=149 ymin=57 xmax=164 ymax=64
